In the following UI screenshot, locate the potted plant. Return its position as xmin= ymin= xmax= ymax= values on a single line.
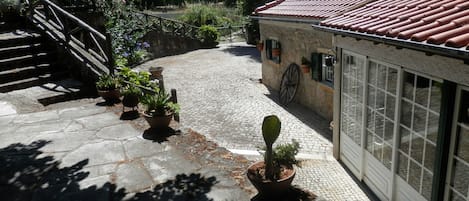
xmin=272 ymin=47 xmax=281 ymax=57
xmin=247 ymin=115 xmax=300 ymax=198
xmin=121 ymin=85 xmax=141 ymax=109
xmin=300 ymin=56 xmax=310 ymax=74
xmin=140 ymin=88 xmax=180 ymax=128
xmin=96 ymin=74 xmax=120 ymax=102
xmin=256 ymin=40 xmax=264 ymax=51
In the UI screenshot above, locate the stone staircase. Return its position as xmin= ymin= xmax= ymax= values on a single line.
xmin=0 ymin=22 xmax=90 ymax=105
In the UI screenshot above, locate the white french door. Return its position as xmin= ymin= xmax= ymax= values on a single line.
xmin=445 ymin=86 xmax=469 ymax=201
xmin=340 ymin=51 xmax=366 ymax=178
xmin=363 ymin=60 xmax=399 ymax=200
xmin=340 ymin=51 xmax=444 ymax=201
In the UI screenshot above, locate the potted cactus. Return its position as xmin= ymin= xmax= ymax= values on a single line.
xmin=96 ymin=74 xmax=120 ymax=102
xmin=247 ymin=115 xmax=300 ymax=198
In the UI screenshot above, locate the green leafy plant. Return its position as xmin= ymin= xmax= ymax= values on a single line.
xmin=140 ymin=88 xmax=180 ymax=117
xmin=121 ymin=84 xmax=141 ymax=97
xmin=96 ymin=74 xmax=120 ymax=91
xmin=101 ymin=1 xmax=151 ymax=66
xmin=261 ymin=115 xmax=300 ymax=181
xmin=118 ymin=67 xmax=152 ymax=88
xmin=197 ymin=25 xmax=220 ymax=46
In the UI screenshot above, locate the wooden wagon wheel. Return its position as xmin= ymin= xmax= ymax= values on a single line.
xmin=279 ymin=63 xmax=300 ymax=105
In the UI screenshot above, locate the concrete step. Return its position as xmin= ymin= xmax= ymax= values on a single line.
xmin=0 ymin=73 xmax=52 ymax=93
xmin=0 ymin=30 xmax=43 ymax=48
xmin=6 ymin=78 xmax=90 ymax=106
xmin=0 ymin=64 xmax=54 ymax=85
xmin=0 ymin=43 xmax=45 ymax=60
xmin=0 ymin=52 xmax=55 ymax=71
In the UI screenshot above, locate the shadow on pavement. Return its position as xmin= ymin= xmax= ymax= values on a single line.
xmin=142 ymin=127 xmax=181 ymax=143
xmin=251 ymin=186 xmax=318 ymax=201
xmin=264 ymin=88 xmax=332 ymax=142
xmin=222 ymin=45 xmax=261 ymax=63
xmin=128 ymin=173 xmax=217 ymax=201
xmin=0 ymin=140 xmax=219 ymax=201
xmin=120 ymin=110 xmax=140 ymax=120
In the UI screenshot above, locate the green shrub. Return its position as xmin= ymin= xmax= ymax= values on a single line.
xmin=0 ymin=0 xmax=21 ymax=16
xmin=197 ymin=25 xmax=219 ymax=46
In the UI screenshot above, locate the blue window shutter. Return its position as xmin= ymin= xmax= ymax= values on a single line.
xmin=311 ymin=53 xmax=322 ymax=81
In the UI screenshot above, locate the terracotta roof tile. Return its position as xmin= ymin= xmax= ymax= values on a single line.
xmin=254 ymin=0 xmax=371 ymax=19
xmin=320 ymin=0 xmax=469 ymax=49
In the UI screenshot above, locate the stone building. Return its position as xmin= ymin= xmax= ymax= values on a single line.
xmin=252 ymin=0 xmax=370 ymax=121
xmin=314 ymin=0 xmax=469 ymax=201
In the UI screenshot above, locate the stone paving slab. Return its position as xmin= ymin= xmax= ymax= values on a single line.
xmin=0 ymin=102 xmax=251 ymax=201
xmin=0 ymin=101 xmax=16 ymax=116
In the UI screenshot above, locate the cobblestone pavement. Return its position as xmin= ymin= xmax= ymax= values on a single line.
xmin=137 ymin=43 xmax=332 ymax=158
xmin=137 ymin=43 xmax=376 ymax=200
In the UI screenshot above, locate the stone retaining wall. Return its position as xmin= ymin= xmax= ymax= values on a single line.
xmin=144 ymin=30 xmax=203 ymax=59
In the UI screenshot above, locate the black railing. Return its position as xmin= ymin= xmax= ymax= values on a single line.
xmin=138 ymin=12 xmax=199 ymax=39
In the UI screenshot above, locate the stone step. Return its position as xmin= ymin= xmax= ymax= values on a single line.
xmin=0 ymin=52 xmax=55 ymax=71
xmin=6 ymin=78 xmax=89 ymax=106
xmin=0 ymin=73 xmax=52 ymax=93
xmin=0 ymin=30 xmax=43 ymax=48
xmin=0 ymin=64 xmax=56 ymax=85
xmin=0 ymin=43 xmax=46 ymax=60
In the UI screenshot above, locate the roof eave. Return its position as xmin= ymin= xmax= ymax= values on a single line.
xmin=312 ymin=25 xmax=469 ymax=62
xmin=251 ymin=15 xmax=322 ymax=24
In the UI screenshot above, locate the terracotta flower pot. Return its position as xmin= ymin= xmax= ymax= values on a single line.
xmin=247 ymin=161 xmax=296 ymax=198
xmin=271 ymin=48 xmax=281 ymax=57
xmin=257 ymin=43 xmax=264 ymax=51
xmin=301 ymin=64 xmax=310 ymax=74
xmin=142 ymin=112 xmax=173 ymax=128
xmin=97 ymin=89 xmax=120 ymax=102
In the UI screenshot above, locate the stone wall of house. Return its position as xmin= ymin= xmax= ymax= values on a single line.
xmin=259 ymin=20 xmax=334 ymax=121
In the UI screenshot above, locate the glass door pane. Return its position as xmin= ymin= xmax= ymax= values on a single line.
xmin=365 ymin=61 xmax=398 ymax=170
xmin=447 ymin=89 xmax=469 ymax=201
xmin=341 ymin=52 xmax=365 ymax=145
xmin=398 ymin=71 xmax=442 ymax=200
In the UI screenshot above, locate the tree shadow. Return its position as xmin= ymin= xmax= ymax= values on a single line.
xmin=222 ymin=45 xmax=261 ymax=63
xmin=142 ymin=127 xmax=181 ymax=143
xmin=251 ymin=186 xmax=318 ymax=201
xmin=0 ymin=141 xmax=221 ymax=201
xmin=0 ymin=140 xmax=127 ymax=201
xmin=129 ymin=173 xmax=217 ymax=201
